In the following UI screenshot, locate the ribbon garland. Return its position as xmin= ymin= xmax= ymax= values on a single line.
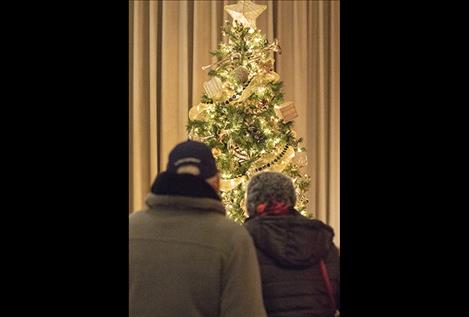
xmin=220 ymin=145 xmax=296 ymax=192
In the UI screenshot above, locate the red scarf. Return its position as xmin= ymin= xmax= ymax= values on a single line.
xmin=256 ymin=201 xmax=290 ymax=216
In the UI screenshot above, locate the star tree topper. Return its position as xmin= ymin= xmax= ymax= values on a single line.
xmin=224 ymin=0 xmax=267 ymax=29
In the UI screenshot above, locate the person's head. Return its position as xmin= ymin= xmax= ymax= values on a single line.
xmin=246 ymin=171 xmax=296 ymax=217
xmin=166 ymin=140 xmax=220 ymax=192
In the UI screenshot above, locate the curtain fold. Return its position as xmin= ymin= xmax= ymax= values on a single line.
xmin=129 ymin=0 xmax=340 ymax=245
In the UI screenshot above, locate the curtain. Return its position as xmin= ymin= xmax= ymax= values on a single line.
xmin=129 ymin=0 xmax=340 ymax=245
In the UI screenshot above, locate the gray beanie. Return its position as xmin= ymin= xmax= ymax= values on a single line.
xmin=246 ymin=172 xmax=296 ymax=217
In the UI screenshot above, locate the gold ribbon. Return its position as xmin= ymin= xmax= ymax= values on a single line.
xmin=188 ymin=103 xmax=213 ymax=121
xmin=220 ymin=176 xmax=247 ymax=192
xmin=234 ymin=71 xmax=280 ymax=104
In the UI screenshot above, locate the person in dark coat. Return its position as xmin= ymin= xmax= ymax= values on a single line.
xmin=244 ymin=171 xmax=340 ymax=317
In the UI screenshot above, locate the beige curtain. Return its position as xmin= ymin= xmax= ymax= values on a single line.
xmin=129 ymin=0 xmax=340 ymax=245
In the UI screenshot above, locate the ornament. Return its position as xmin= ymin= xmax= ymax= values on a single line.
xmin=224 ymin=0 xmax=267 ymax=29
xmin=274 ymin=101 xmax=298 ymax=123
xmin=293 ymin=151 xmax=308 ymax=167
xmin=203 ymin=77 xmax=223 ymax=99
xmin=212 ymin=147 xmax=222 ymax=158
xmin=233 ymin=66 xmax=250 ymax=84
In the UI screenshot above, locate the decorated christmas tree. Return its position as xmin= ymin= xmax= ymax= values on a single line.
xmin=187 ymin=0 xmax=311 ymax=223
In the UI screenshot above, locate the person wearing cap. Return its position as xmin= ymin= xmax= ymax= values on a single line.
xmin=129 ymin=140 xmax=267 ymax=317
xmin=244 ymin=172 xmax=340 ymax=317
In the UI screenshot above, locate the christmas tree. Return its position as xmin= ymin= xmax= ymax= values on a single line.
xmin=187 ymin=0 xmax=311 ymax=223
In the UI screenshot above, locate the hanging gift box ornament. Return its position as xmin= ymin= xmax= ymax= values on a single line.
xmin=275 ymin=101 xmax=298 ymax=122
xmin=203 ymin=77 xmax=223 ymax=99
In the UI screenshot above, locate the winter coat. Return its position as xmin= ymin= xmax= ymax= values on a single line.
xmin=129 ymin=172 xmax=267 ymax=317
xmin=245 ymin=211 xmax=340 ymax=317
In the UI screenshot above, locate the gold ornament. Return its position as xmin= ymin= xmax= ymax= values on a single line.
xmin=212 ymin=147 xmax=222 ymax=158
xmin=224 ymin=0 xmax=267 ymax=29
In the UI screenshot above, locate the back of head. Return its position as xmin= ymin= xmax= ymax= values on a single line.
xmin=167 ymin=140 xmax=217 ymax=178
xmin=246 ymin=172 xmax=296 ymax=217
xmin=166 ymin=139 xmax=219 ymax=191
